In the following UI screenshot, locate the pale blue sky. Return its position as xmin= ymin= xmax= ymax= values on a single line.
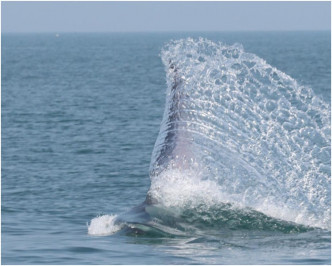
xmin=2 ymin=1 xmax=331 ymax=33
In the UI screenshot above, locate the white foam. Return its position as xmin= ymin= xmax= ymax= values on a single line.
xmin=149 ymin=168 xmax=230 ymax=208
xmin=148 ymin=168 xmax=329 ymax=229
xmin=87 ymin=215 xmax=122 ymax=236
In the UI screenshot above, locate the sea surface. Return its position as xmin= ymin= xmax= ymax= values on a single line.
xmin=2 ymin=32 xmax=331 ymax=264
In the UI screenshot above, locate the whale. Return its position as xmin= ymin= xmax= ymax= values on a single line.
xmin=145 ymin=60 xmax=197 ymax=204
xmin=149 ymin=60 xmax=195 ymax=175
xmin=88 ymin=38 xmax=331 ymax=236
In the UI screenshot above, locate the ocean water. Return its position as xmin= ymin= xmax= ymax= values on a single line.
xmin=2 ymin=32 xmax=331 ymax=264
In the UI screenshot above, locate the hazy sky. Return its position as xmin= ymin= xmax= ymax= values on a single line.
xmin=2 ymin=1 xmax=331 ymax=33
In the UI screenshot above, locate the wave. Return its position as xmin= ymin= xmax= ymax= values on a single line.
xmin=88 ymin=38 xmax=330 ymax=236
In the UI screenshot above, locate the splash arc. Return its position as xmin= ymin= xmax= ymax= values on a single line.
xmin=147 ymin=38 xmax=330 ymax=230
xmin=88 ymin=38 xmax=331 ymax=236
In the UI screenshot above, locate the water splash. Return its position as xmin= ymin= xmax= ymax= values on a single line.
xmin=88 ymin=215 xmax=122 ymax=236
xmin=148 ymin=38 xmax=331 ymax=230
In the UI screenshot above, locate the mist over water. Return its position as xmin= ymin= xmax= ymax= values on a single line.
xmin=2 ymin=32 xmax=331 ymax=264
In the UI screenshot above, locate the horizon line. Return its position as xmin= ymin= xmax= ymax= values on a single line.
xmin=2 ymin=29 xmax=331 ymax=34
